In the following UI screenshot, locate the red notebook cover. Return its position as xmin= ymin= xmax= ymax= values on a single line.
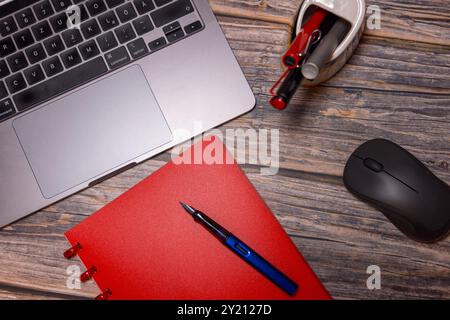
xmin=64 ymin=137 xmax=330 ymax=300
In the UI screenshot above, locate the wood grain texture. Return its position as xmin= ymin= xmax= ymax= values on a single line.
xmin=210 ymin=0 xmax=450 ymax=45
xmin=0 ymin=1 xmax=449 ymax=300
xmin=365 ymin=0 xmax=450 ymax=46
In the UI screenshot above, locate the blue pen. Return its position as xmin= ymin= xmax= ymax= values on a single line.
xmin=179 ymin=202 xmax=298 ymax=296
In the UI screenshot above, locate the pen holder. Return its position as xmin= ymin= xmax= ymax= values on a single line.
xmin=296 ymin=0 xmax=366 ymax=87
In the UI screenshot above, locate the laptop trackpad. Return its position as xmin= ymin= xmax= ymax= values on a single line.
xmin=13 ymin=65 xmax=172 ymax=199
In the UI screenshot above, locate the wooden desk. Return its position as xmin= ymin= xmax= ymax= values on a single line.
xmin=0 ymin=0 xmax=449 ymax=300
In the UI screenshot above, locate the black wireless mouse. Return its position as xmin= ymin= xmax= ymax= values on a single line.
xmin=343 ymin=139 xmax=450 ymax=243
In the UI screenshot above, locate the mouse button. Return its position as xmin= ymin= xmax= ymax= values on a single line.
xmin=363 ymin=158 xmax=384 ymax=172
xmin=361 ymin=141 xmax=430 ymax=192
xmin=343 ymin=155 xmax=375 ymax=193
xmin=344 ymin=157 xmax=394 ymax=201
xmin=376 ymin=177 xmax=421 ymax=211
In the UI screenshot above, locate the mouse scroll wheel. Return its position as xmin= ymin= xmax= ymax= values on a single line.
xmin=363 ymin=158 xmax=384 ymax=172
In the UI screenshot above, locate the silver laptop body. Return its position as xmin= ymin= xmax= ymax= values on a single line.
xmin=0 ymin=0 xmax=255 ymax=226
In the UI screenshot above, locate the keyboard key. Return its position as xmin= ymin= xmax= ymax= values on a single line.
xmin=15 ymin=8 xmax=36 ymax=28
xmin=105 ymin=46 xmax=130 ymax=69
xmin=116 ymin=3 xmax=137 ymax=23
xmin=98 ymin=10 xmax=119 ymax=31
xmin=133 ymin=15 xmax=153 ymax=35
xmin=0 ymin=60 xmax=10 ymax=79
xmin=96 ymin=31 xmax=118 ymax=51
xmin=61 ymin=48 xmax=82 ymax=68
xmin=184 ymin=20 xmax=202 ymax=34
xmin=163 ymin=21 xmax=180 ymax=34
xmin=7 ymin=52 xmax=28 ymax=72
xmin=25 ymin=43 xmax=47 ymax=64
xmin=127 ymin=38 xmax=148 ymax=59
xmin=14 ymin=29 xmax=35 ymax=49
xmin=24 ymin=64 xmax=46 ymax=85
xmin=154 ymin=0 xmax=171 ymax=6
xmin=51 ymin=0 xmax=73 ymax=12
xmin=0 ymin=98 xmax=15 ymax=121
xmin=14 ymin=57 xmax=108 ymax=111
xmin=32 ymin=21 xmax=53 ymax=41
xmin=166 ymin=28 xmax=184 ymax=42
xmin=6 ymin=73 xmax=27 ymax=93
xmin=86 ymin=0 xmax=107 ymax=16
xmin=0 ymin=17 xmax=18 ymax=37
xmin=81 ymin=19 xmax=101 ymax=39
xmin=134 ymin=0 xmax=155 ymax=14
xmin=42 ymin=56 xmax=64 ymax=77
xmin=79 ymin=40 xmax=100 ymax=59
xmin=148 ymin=36 xmax=166 ymax=51
xmin=114 ymin=23 xmax=136 ymax=44
xmin=33 ymin=1 xmax=55 ymax=19
xmin=105 ymin=0 xmax=124 ymax=8
xmin=0 ymin=81 xmax=7 ymax=99
xmin=50 ymin=12 xmax=69 ymax=33
xmin=62 ymin=28 xmax=83 ymax=47
xmin=0 ymin=37 xmax=17 ymax=58
xmin=151 ymin=0 xmax=194 ymax=28
xmin=44 ymin=35 xmax=66 ymax=55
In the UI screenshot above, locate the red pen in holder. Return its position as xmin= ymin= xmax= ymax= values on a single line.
xmin=282 ymin=9 xmax=328 ymax=69
xmin=270 ymin=8 xmax=328 ymax=110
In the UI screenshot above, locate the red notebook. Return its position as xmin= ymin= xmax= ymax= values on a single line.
xmin=64 ymin=137 xmax=330 ymax=300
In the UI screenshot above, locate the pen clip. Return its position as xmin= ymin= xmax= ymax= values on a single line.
xmin=300 ymin=29 xmax=322 ymax=62
xmin=282 ymin=8 xmax=328 ymax=69
xmin=281 ymin=28 xmax=322 ymax=71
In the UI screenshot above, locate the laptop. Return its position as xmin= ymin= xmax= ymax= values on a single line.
xmin=0 ymin=0 xmax=255 ymax=227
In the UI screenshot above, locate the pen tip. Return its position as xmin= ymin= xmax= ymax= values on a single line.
xmin=179 ymin=201 xmax=196 ymax=215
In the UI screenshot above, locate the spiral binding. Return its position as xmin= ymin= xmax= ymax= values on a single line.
xmin=80 ymin=266 xmax=97 ymax=282
xmin=95 ymin=289 xmax=112 ymax=300
xmin=64 ymin=243 xmax=112 ymax=300
xmin=63 ymin=243 xmax=81 ymax=259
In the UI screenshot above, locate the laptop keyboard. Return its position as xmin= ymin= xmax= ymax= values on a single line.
xmin=0 ymin=0 xmax=204 ymax=122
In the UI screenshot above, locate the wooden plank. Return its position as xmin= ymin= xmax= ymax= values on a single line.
xmin=0 ymin=210 xmax=99 ymax=298
xmin=210 ymin=0 xmax=450 ymax=45
xmin=0 ymin=284 xmax=78 ymax=300
xmin=328 ymin=37 xmax=450 ymax=94
xmin=366 ymin=0 xmax=450 ymax=46
xmin=210 ymin=0 xmax=293 ymax=25
xmin=0 ymin=288 xmax=54 ymax=300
